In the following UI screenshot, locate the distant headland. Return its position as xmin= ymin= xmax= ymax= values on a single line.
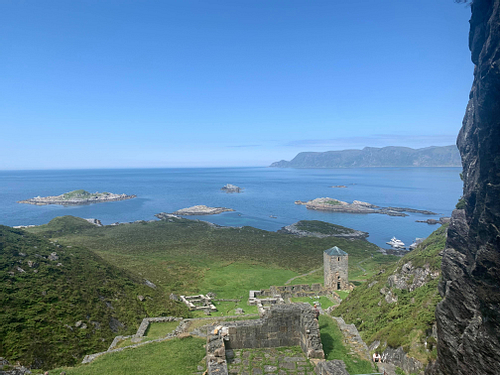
xmin=17 ymin=189 xmax=136 ymax=206
xmin=270 ymin=145 xmax=461 ymax=168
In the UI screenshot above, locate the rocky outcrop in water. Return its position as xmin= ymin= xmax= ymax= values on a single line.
xmin=221 ymin=184 xmax=243 ymax=193
xmin=278 ymin=221 xmax=369 ymax=239
xmin=172 ymin=205 xmax=235 ymax=215
xmin=295 ymin=197 xmax=437 ymax=217
xmin=416 ymin=217 xmax=450 ymax=225
xmin=427 ymin=2 xmax=500 ymax=375
xmin=18 ymin=190 xmax=136 ymax=206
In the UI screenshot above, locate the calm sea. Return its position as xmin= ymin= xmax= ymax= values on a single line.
xmin=0 ymin=167 xmax=462 ymax=249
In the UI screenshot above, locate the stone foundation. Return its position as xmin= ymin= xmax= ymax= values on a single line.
xmin=250 ymin=284 xmax=335 ymax=303
xmin=180 ymin=294 xmax=217 ymax=312
xmin=225 ymin=304 xmax=324 ymax=358
xmin=206 ymin=304 xmax=325 ymax=375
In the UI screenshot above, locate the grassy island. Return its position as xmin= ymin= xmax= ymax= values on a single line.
xmin=17 ymin=190 xmax=136 ymax=206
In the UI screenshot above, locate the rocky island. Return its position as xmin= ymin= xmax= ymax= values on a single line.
xmin=279 ymin=220 xmax=369 ymax=239
xmin=295 ymin=197 xmax=437 ymax=217
xmin=170 ymin=205 xmax=235 ymax=215
xmin=221 ymin=184 xmax=243 ymax=193
xmin=17 ymin=189 xmax=136 ymax=206
xmin=416 ymin=217 xmax=450 ymax=225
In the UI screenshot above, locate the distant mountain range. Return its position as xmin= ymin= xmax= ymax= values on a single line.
xmin=270 ymin=145 xmax=461 ymax=168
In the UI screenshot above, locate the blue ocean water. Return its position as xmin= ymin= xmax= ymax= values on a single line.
xmin=0 ymin=167 xmax=462 ymax=249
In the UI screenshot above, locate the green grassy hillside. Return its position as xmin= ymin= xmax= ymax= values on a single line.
xmin=8 ymin=216 xmax=400 ymax=369
xmin=333 ymin=225 xmax=448 ymax=364
xmin=0 ymin=225 xmax=187 ymax=370
xmin=27 ymin=217 xmax=397 ymax=298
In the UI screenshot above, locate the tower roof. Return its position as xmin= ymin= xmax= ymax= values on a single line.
xmin=324 ymin=246 xmax=348 ymax=256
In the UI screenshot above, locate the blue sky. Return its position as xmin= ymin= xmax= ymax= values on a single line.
xmin=1 ymin=0 xmax=473 ymax=169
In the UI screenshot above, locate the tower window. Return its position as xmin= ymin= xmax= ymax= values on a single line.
xmin=338 ymin=257 xmax=340 ymax=261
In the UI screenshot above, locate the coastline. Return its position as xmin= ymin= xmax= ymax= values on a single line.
xmin=1 ymin=167 xmax=461 ymax=250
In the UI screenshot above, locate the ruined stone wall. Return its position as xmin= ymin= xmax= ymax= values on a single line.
xmin=315 ymin=360 xmax=350 ymax=375
xmin=224 ymin=304 xmax=324 ymax=359
xmin=268 ymin=283 xmax=329 ymax=298
xmin=324 ymin=253 xmax=349 ymax=290
xmin=206 ymin=331 xmax=228 ymax=375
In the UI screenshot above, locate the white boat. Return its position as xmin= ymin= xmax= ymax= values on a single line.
xmin=386 ymin=237 xmax=406 ymax=249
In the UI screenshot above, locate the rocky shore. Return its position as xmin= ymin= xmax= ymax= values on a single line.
xmin=171 ymin=205 xmax=235 ymax=215
xmin=295 ymin=197 xmax=437 ymax=217
xmin=17 ymin=190 xmax=136 ymax=206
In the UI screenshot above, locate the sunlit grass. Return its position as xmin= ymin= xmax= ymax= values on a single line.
xmin=290 ymin=296 xmax=336 ymax=309
xmin=145 ymin=321 xmax=180 ymax=339
xmin=48 ymin=337 xmax=206 ymax=375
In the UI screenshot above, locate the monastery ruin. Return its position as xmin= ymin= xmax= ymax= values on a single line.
xmin=324 ymin=246 xmax=349 ymax=290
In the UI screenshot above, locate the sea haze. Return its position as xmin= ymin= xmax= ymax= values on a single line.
xmin=0 ymin=167 xmax=462 ymax=249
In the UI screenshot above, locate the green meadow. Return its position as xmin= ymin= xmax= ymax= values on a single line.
xmin=27 ymin=216 xmax=397 ymax=314
xmin=47 ymin=337 xmax=207 ymax=375
xmin=2 ymin=215 xmax=403 ymax=370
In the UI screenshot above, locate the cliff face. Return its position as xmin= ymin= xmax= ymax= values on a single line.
xmin=428 ymin=1 xmax=500 ymax=374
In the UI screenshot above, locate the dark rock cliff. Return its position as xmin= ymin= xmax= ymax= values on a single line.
xmin=427 ymin=1 xmax=500 ymax=374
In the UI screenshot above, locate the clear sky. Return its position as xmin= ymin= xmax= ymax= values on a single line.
xmin=1 ymin=0 xmax=473 ymax=169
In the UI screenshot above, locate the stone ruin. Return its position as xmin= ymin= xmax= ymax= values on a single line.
xmin=248 ymin=290 xmax=286 ymax=315
xmin=250 ymin=283 xmax=333 ymax=299
xmin=206 ymin=303 xmax=325 ymax=375
xmin=180 ymin=294 xmax=217 ymax=312
xmin=324 ymin=246 xmax=349 ymax=291
xmin=270 ymin=283 xmax=334 ymax=298
xmin=248 ymin=283 xmax=341 ymax=315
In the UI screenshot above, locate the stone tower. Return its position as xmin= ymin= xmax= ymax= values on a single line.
xmin=323 ymin=246 xmax=348 ymax=290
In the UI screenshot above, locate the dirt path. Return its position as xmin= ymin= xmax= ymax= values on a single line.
xmin=284 ymin=267 xmax=323 ymax=285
